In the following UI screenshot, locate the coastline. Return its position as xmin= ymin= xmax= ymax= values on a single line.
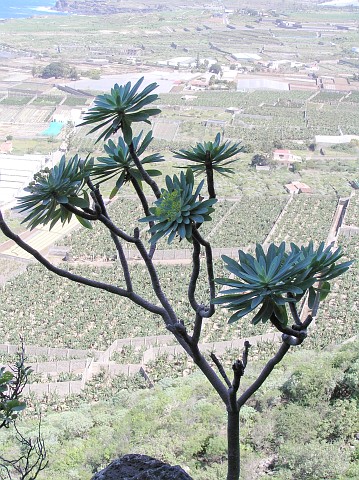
xmin=0 ymin=1 xmax=65 ymax=21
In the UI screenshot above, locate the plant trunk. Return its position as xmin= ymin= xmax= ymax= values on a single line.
xmin=205 ymin=152 xmax=216 ymax=199
xmin=227 ymin=409 xmax=240 ymax=480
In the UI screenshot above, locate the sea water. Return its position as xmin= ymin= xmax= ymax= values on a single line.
xmin=0 ymin=0 xmax=65 ymax=20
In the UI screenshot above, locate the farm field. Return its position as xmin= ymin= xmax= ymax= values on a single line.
xmin=268 ymin=195 xmax=338 ymax=246
xmin=0 ymin=2 xmax=359 ymax=480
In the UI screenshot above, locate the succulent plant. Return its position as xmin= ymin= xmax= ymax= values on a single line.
xmin=79 ymin=77 xmax=161 ymax=144
xmin=172 ymin=132 xmax=243 ymax=176
xmin=92 ymin=131 xmax=164 ymax=198
xmin=213 ymin=242 xmax=352 ymax=325
xmin=15 ymin=155 xmax=92 ymax=230
xmin=139 ymin=169 xmax=217 ymax=244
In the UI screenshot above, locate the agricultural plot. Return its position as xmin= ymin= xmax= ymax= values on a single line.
xmin=15 ymin=106 xmax=54 ymax=124
xmin=153 ymin=88 xmax=359 ymax=152
xmin=32 ymin=95 xmax=65 ymax=106
xmin=268 ymin=195 xmax=337 ymax=246
xmin=310 ymin=92 xmax=345 ymax=104
xmin=13 ymin=82 xmax=53 ymax=93
xmin=152 ymin=119 xmax=179 ymax=141
xmin=0 ymin=96 xmax=32 ymax=106
xmin=59 ymin=197 xmax=145 ymax=260
xmin=342 ymin=91 xmax=359 ymax=104
xmin=306 ymin=103 xmax=359 ymax=136
xmin=58 ymin=195 xmax=288 ymax=257
xmin=69 ymin=136 xmax=97 ymax=155
xmin=0 ymin=105 xmax=21 ymax=122
xmin=0 ymin=260 xmax=227 ymax=350
xmin=205 ymin=196 xmax=288 ymax=248
xmin=63 ymin=96 xmax=90 ymax=106
xmin=345 ymin=194 xmax=359 ymax=227
xmin=309 ymin=234 xmax=358 ymax=349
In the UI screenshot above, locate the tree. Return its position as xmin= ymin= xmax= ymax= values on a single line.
xmin=0 ymin=345 xmax=29 ymax=429
xmin=209 ymin=63 xmax=222 ymax=75
xmin=0 ymin=78 xmax=352 ymax=480
xmin=41 ymin=62 xmax=78 ymax=80
xmin=251 ymin=153 xmax=270 ymax=167
xmin=0 ymin=345 xmax=47 ymax=480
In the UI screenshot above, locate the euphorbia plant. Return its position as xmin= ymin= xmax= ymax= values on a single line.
xmin=0 ymin=79 xmax=353 ymax=480
xmin=173 ymin=132 xmax=243 ymax=198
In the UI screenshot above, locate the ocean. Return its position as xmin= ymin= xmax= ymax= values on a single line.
xmin=0 ymin=0 xmax=66 ymax=20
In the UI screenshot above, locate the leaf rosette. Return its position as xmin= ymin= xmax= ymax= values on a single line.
xmin=15 ymin=155 xmax=92 ymax=230
xmin=172 ymin=132 xmax=243 ymax=176
xmin=139 ymin=169 xmax=217 ymax=244
xmin=79 ymin=77 xmax=161 ymax=144
xmin=92 ymin=131 xmax=163 ymax=198
xmin=213 ymin=242 xmax=352 ymax=325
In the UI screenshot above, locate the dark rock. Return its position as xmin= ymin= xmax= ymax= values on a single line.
xmin=91 ymin=454 xmax=193 ymax=480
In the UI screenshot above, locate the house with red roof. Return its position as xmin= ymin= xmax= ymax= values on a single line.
xmin=0 ymin=141 xmax=13 ymax=154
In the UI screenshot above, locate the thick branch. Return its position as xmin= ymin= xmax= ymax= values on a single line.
xmin=270 ymin=314 xmax=307 ymax=340
xmin=0 ymin=213 xmax=168 ymax=320
xmin=62 ymin=203 xmax=98 ymax=221
xmin=205 ymin=151 xmax=216 ymax=199
xmin=229 ymin=360 xmax=244 ymax=411
xmin=188 ymin=237 xmax=201 ymax=312
xmin=229 ymin=342 xmax=250 ymax=411
xmin=288 ymin=296 xmax=302 ymax=326
xmin=237 ymin=341 xmax=291 ymax=408
xmin=64 ymin=201 xmax=137 ymax=244
xmin=129 ymin=143 xmax=161 ymax=199
xmin=210 ymin=352 xmax=232 ymax=388
xmin=192 ymin=227 xmax=215 ymax=317
xmin=166 ymin=322 xmax=229 ymax=405
xmin=130 ymin=176 xmax=156 ymax=259
xmin=192 ymin=312 xmax=203 ymax=345
xmin=302 ymin=314 xmax=313 ymax=329
xmin=97 ymin=213 xmax=137 ymax=244
xmin=134 ymin=231 xmax=178 ymax=324
xmin=130 ymin=176 xmax=151 ymax=218
xmin=194 ymin=351 xmax=229 ymax=405
xmin=91 ymin=185 xmax=133 ymax=293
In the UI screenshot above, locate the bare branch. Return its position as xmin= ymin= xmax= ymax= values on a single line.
xmin=130 ymin=176 xmax=152 ymax=218
xmin=97 ymin=213 xmax=137 ymax=243
xmin=210 ymin=353 xmax=232 ymax=388
xmin=242 ymin=340 xmax=251 ymax=369
xmin=0 ymin=419 xmax=48 ymax=480
xmin=63 ymin=201 xmax=137 ymax=244
xmin=229 ymin=342 xmax=250 ymax=411
xmin=302 ymin=314 xmax=313 ymax=329
xmin=237 ymin=341 xmax=291 ymax=408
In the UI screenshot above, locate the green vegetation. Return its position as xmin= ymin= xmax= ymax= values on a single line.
xmin=0 ymin=77 xmax=355 ymax=480
xmin=40 ymin=62 xmax=78 ymax=80
xmin=0 ymin=340 xmax=357 ymax=480
xmin=0 ymin=2 xmax=358 ymax=478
